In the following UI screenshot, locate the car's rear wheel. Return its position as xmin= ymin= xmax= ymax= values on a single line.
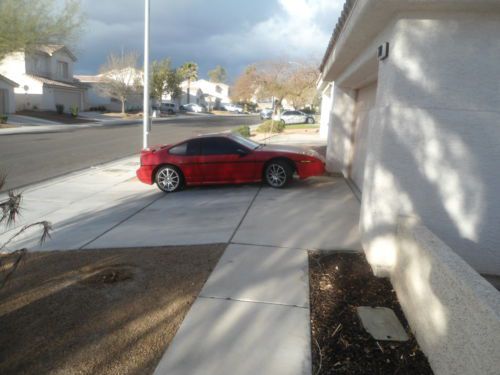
xmin=306 ymin=117 xmax=315 ymax=124
xmin=265 ymin=160 xmax=293 ymax=188
xmin=155 ymin=165 xmax=183 ymax=193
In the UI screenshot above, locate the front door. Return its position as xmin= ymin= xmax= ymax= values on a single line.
xmin=199 ymin=137 xmax=256 ymax=183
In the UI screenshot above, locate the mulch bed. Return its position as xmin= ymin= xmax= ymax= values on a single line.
xmin=0 ymin=244 xmax=225 ymax=375
xmin=18 ymin=110 xmax=97 ymax=124
xmin=309 ymin=252 xmax=433 ymax=374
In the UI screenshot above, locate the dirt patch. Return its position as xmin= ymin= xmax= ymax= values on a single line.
xmin=309 ymin=252 xmax=433 ymax=374
xmin=0 ymin=244 xmax=225 ymax=375
xmin=17 ymin=110 xmax=97 ymax=124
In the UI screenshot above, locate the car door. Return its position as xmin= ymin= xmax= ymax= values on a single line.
xmin=168 ymin=139 xmax=203 ymax=183
xmin=199 ymin=137 xmax=257 ymax=184
xmin=290 ymin=111 xmax=302 ymax=124
xmin=296 ymin=111 xmax=307 ymax=124
xmin=281 ymin=111 xmax=291 ymax=124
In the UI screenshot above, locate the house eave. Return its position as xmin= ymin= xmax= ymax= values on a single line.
xmin=320 ymin=0 xmax=500 ymax=83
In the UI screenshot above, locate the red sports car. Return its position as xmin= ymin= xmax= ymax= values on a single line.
xmin=136 ymin=133 xmax=325 ymax=192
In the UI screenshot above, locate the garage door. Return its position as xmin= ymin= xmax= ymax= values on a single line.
xmin=53 ymin=89 xmax=81 ymax=112
xmin=0 ymin=89 xmax=6 ymax=114
xmin=350 ymin=81 xmax=377 ymax=192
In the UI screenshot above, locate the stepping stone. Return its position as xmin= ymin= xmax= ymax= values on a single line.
xmin=356 ymin=306 xmax=409 ymax=341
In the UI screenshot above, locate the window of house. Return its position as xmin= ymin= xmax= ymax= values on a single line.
xmin=57 ymin=61 xmax=69 ymax=79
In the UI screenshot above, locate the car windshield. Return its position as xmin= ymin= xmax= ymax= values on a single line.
xmin=231 ymin=134 xmax=261 ymax=150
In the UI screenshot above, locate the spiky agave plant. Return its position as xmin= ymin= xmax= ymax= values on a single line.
xmin=0 ymin=174 xmax=52 ymax=287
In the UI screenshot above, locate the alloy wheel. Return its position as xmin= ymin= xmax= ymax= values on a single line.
xmin=157 ymin=167 xmax=180 ymax=192
xmin=266 ymin=163 xmax=287 ymax=187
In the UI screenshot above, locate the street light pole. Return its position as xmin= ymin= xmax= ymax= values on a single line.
xmin=142 ymin=0 xmax=150 ymax=149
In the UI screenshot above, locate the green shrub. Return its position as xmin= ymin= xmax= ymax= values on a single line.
xmin=256 ymin=120 xmax=285 ymax=133
xmin=0 ymin=114 xmax=8 ymax=124
xmin=55 ymin=104 xmax=64 ymax=114
xmin=233 ymin=125 xmax=251 ymax=138
xmin=70 ymin=105 xmax=79 ymax=118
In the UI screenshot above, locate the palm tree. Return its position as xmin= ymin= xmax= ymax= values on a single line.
xmin=179 ymin=62 xmax=198 ymax=104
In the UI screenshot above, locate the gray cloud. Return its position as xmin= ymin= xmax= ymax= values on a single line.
xmin=75 ymin=0 xmax=342 ymax=81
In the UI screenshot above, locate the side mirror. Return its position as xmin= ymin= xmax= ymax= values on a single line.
xmin=236 ymin=148 xmax=248 ymax=157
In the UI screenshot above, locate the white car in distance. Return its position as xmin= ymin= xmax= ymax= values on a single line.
xmin=273 ymin=110 xmax=315 ymax=125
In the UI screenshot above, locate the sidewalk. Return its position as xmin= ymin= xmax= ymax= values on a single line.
xmin=0 ymin=136 xmax=361 ymax=374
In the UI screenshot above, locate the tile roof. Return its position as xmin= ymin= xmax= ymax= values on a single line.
xmin=0 ymin=74 xmax=19 ymax=87
xmin=28 ymin=75 xmax=87 ymax=90
xmin=319 ymin=0 xmax=356 ymax=73
xmin=35 ymin=45 xmax=77 ymax=61
xmin=74 ymin=74 xmax=102 ymax=83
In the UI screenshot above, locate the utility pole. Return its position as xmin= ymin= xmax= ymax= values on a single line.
xmin=142 ymin=0 xmax=150 ymax=149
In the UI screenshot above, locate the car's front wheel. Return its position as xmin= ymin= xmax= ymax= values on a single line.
xmin=155 ymin=165 xmax=183 ymax=193
xmin=306 ymin=117 xmax=315 ymax=124
xmin=264 ymin=160 xmax=293 ymax=188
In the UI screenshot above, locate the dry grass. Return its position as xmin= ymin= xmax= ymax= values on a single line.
xmin=0 ymin=244 xmax=225 ymax=375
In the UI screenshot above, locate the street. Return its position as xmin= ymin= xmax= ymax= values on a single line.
xmin=0 ymin=115 xmax=260 ymax=191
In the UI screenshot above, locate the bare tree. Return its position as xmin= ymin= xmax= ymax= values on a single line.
xmin=230 ymin=65 xmax=258 ymax=103
xmin=232 ymin=60 xmax=318 ymax=113
xmin=98 ymin=51 xmax=142 ymax=114
xmin=0 ymin=0 xmax=84 ymax=60
xmin=255 ymin=60 xmax=318 ymax=113
xmin=0 ymin=175 xmax=51 ymax=288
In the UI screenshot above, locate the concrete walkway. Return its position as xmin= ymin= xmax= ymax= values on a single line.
xmin=0 ymin=138 xmax=361 ymax=375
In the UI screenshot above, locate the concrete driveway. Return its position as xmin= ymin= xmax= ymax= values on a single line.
xmin=0 ymin=155 xmax=361 ymax=375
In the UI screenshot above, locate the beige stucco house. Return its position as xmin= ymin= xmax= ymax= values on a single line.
xmin=75 ymin=67 xmax=144 ymax=113
xmin=0 ymin=74 xmax=18 ymax=114
xmin=318 ymin=0 xmax=500 ymax=279
xmin=0 ymin=45 xmax=86 ymax=113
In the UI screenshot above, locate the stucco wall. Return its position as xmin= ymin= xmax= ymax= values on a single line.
xmin=350 ymin=81 xmax=377 ymax=191
xmin=393 ymin=217 xmax=500 ymax=375
xmin=360 ymin=12 xmax=500 ymax=276
xmin=325 ymin=86 xmax=356 ymax=175
xmin=0 ymin=80 xmax=16 ymax=113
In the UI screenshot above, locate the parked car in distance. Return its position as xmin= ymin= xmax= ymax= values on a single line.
xmin=223 ymin=103 xmax=244 ymax=113
xmin=182 ymin=103 xmax=205 ymax=113
xmin=260 ymin=108 xmax=273 ymax=120
xmin=160 ymin=102 xmax=177 ymax=114
xmin=137 ymin=133 xmax=325 ymax=192
xmin=273 ymin=110 xmax=315 ymax=125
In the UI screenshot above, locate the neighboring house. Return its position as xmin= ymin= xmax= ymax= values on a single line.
xmin=174 ymin=79 xmax=230 ymax=109
xmin=0 ymin=45 xmax=86 ymax=113
xmin=0 ymin=74 xmax=18 ymax=114
xmin=76 ymin=67 xmax=143 ymax=112
xmin=318 ymin=0 xmax=500 ymax=278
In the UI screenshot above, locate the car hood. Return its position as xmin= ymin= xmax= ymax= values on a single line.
xmin=259 ymin=144 xmax=307 ymax=153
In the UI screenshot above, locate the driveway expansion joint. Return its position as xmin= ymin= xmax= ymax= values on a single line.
xmin=198 ymin=295 xmax=308 ymax=309
xmin=78 ymin=193 xmax=168 ymax=249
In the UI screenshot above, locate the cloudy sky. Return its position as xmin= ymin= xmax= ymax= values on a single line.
xmin=75 ymin=0 xmax=343 ymax=82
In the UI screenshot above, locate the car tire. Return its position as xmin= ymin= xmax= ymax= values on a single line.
xmin=307 ymin=117 xmax=315 ymax=124
xmin=155 ymin=165 xmax=184 ymax=193
xmin=280 ymin=120 xmax=286 ymax=126
xmin=264 ymin=160 xmax=293 ymax=188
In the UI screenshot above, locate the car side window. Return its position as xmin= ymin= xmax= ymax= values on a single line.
xmin=201 ymin=138 xmax=241 ymax=155
xmin=186 ymin=139 xmax=201 ymax=155
xmin=169 ymin=143 xmax=187 ymax=155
